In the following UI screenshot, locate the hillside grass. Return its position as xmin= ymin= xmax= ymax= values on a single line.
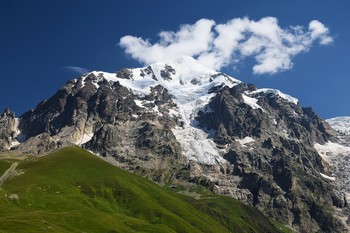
xmin=0 ymin=160 xmax=11 ymax=175
xmin=0 ymin=147 xmax=286 ymax=233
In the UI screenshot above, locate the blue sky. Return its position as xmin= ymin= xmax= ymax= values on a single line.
xmin=1 ymin=0 xmax=350 ymax=118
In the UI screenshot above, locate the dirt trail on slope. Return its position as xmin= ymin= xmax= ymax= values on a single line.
xmin=0 ymin=162 xmax=19 ymax=186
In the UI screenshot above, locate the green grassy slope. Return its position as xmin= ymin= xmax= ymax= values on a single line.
xmin=0 ymin=160 xmax=11 ymax=175
xmin=0 ymin=147 xmax=284 ymax=233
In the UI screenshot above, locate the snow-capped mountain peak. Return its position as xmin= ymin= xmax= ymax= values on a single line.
xmin=87 ymin=55 xmax=240 ymax=102
xmin=77 ymin=57 xmax=241 ymax=165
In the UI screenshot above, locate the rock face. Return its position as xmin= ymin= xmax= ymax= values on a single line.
xmin=195 ymin=84 xmax=346 ymax=232
xmin=0 ymin=108 xmax=20 ymax=151
xmin=1 ymin=56 xmax=349 ymax=232
xmin=18 ymin=71 xmax=184 ymax=177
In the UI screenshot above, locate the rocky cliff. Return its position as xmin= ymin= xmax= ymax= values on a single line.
xmin=0 ymin=108 xmax=20 ymax=151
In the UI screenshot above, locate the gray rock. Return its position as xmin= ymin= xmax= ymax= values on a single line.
xmin=0 ymin=108 xmax=18 ymax=151
xmin=8 ymin=194 xmax=19 ymax=200
xmin=116 ymin=68 xmax=133 ymax=80
xmin=160 ymin=65 xmax=176 ymax=80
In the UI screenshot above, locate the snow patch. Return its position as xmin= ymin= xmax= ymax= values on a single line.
xmin=80 ymin=133 xmax=94 ymax=144
xmin=237 ymin=137 xmax=255 ymax=148
xmin=134 ymin=100 xmax=146 ymax=108
xmin=81 ymin=78 xmax=86 ymax=88
xmin=249 ymin=88 xmax=298 ymax=105
xmin=75 ymin=129 xmax=94 ymax=145
xmin=92 ymin=81 xmax=99 ymax=89
xmin=319 ymin=172 xmax=336 ymax=181
xmin=242 ymin=94 xmax=263 ymax=110
xmin=152 ymin=105 xmax=160 ymax=114
xmin=10 ymin=140 xmax=20 ymax=148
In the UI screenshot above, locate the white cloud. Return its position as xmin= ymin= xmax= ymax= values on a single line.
xmin=62 ymin=66 xmax=89 ymax=75
xmin=119 ymin=17 xmax=333 ymax=75
xmin=309 ymin=20 xmax=333 ymax=45
xmin=120 ymin=19 xmax=215 ymax=65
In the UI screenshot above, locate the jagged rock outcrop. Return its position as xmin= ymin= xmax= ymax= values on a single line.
xmin=0 ymin=108 xmax=19 ymax=151
xmin=1 ymin=56 xmax=348 ymax=232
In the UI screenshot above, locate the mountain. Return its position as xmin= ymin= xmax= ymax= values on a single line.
xmin=0 ymin=147 xmax=284 ymax=233
xmin=0 ymin=56 xmax=349 ymax=232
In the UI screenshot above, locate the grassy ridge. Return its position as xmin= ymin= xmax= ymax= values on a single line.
xmin=0 ymin=147 xmax=284 ymax=233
